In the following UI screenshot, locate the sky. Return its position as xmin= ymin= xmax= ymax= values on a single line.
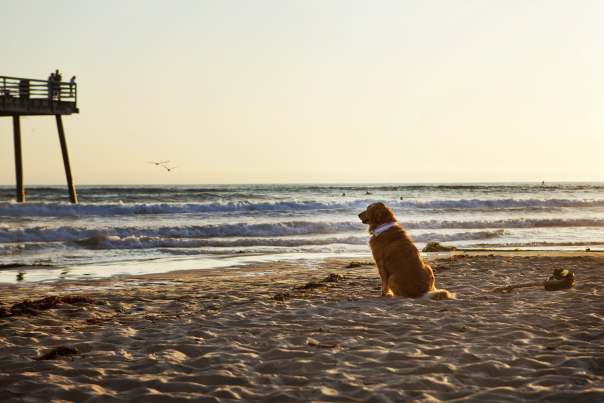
xmin=1 ymin=0 xmax=603 ymax=185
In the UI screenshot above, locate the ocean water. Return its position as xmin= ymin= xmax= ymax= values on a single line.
xmin=1 ymin=183 xmax=603 ymax=282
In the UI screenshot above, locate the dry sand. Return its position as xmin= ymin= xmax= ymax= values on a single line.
xmin=1 ymin=252 xmax=603 ymax=402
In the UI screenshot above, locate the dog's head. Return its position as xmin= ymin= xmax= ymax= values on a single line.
xmin=358 ymin=203 xmax=396 ymax=229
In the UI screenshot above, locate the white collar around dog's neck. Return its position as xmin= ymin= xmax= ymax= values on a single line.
xmin=371 ymin=222 xmax=396 ymax=237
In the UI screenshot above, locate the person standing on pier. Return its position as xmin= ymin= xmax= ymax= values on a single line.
xmin=69 ymin=76 xmax=76 ymax=96
xmin=48 ymin=72 xmax=55 ymax=99
xmin=55 ymin=70 xmax=63 ymax=100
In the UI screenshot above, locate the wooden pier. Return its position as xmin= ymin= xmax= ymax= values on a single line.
xmin=1 ymin=75 xmax=79 ymax=203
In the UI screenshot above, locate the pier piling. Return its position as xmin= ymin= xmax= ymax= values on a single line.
xmin=56 ymin=115 xmax=77 ymax=204
xmin=13 ymin=114 xmax=24 ymax=203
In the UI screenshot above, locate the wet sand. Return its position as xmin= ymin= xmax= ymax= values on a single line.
xmin=1 ymin=252 xmax=603 ymax=402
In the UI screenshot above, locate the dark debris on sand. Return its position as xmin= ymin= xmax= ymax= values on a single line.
xmin=273 ymin=292 xmax=290 ymax=302
xmin=273 ymin=270 xmax=380 ymax=303
xmin=292 ymin=273 xmax=353 ymax=291
xmin=345 ymin=261 xmax=374 ymax=268
xmin=323 ymin=273 xmax=347 ymax=282
xmin=294 ymin=281 xmax=329 ymax=291
xmin=422 ymin=242 xmax=458 ymax=252
xmin=307 ymin=341 xmax=340 ymax=349
xmin=545 ymin=268 xmax=576 ymax=291
xmin=0 ymin=296 xmax=95 ymax=318
xmin=36 ymin=345 xmax=82 ymax=361
xmin=437 ymin=254 xmax=469 ymax=262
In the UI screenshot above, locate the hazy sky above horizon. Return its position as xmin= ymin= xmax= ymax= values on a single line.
xmin=2 ymin=0 xmax=603 ymax=185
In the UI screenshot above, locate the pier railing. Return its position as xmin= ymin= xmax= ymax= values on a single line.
xmin=1 ymin=75 xmax=77 ymax=103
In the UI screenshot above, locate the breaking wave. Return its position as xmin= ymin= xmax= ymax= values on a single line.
xmin=1 ymin=222 xmax=364 ymax=243
xmin=74 ymin=230 xmax=505 ymax=250
xmin=2 ymin=198 xmax=604 ymax=217
xmin=2 ymin=218 xmax=604 ymax=243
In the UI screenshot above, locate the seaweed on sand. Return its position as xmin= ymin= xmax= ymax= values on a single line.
xmin=323 ymin=273 xmax=347 ymax=282
xmin=36 ymin=345 xmax=81 ymax=361
xmin=345 ymin=261 xmax=374 ymax=268
xmin=422 ymin=243 xmax=458 ymax=252
xmin=273 ymin=292 xmax=290 ymax=301
xmin=294 ymin=281 xmax=328 ymax=291
xmin=307 ymin=341 xmax=340 ymax=349
xmin=0 ymin=295 xmax=95 ymax=317
xmin=438 ymin=254 xmax=469 ymax=262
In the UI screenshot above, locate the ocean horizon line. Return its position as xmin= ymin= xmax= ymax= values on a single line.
xmin=1 ymin=180 xmax=603 ymax=187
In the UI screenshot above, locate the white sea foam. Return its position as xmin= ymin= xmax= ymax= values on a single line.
xmin=2 ymin=218 xmax=603 ymax=243
xmin=74 ymin=230 xmax=505 ymax=250
xmin=0 ymin=222 xmax=364 ymax=243
xmin=403 ymin=218 xmax=604 ymax=229
xmin=470 ymin=240 xmax=604 ymax=248
xmin=0 ymin=244 xmax=26 ymax=256
xmin=156 ymin=245 xmax=361 ymax=255
xmin=0 ymin=200 xmax=368 ymax=217
xmin=414 ymin=229 xmax=506 ymax=243
xmin=75 ymin=234 xmax=367 ymax=249
xmin=2 ymin=198 xmax=604 ymax=217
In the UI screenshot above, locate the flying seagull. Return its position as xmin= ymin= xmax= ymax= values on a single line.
xmin=147 ymin=161 xmax=170 ymax=165
xmin=161 ymin=164 xmax=180 ymax=172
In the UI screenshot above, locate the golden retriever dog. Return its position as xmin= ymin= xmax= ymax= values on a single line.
xmin=358 ymin=202 xmax=454 ymax=300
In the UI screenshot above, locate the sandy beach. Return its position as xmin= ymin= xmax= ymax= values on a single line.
xmin=1 ymin=252 xmax=603 ymax=402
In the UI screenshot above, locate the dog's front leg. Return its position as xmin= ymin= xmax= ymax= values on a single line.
xmin=377 ymin=261 xmax=392 ymax=297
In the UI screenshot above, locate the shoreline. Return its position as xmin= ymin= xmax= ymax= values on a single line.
xmin=1 ymin=252 xmax=603 ymax=401
xmin=0 ymin=252 xmax=373 ymax=285
xmin=2 ymin=248 xmax=603 ymax=286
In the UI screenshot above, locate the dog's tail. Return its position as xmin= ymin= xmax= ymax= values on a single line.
xmin=424 ymin=289 xmax=456 ymax=300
